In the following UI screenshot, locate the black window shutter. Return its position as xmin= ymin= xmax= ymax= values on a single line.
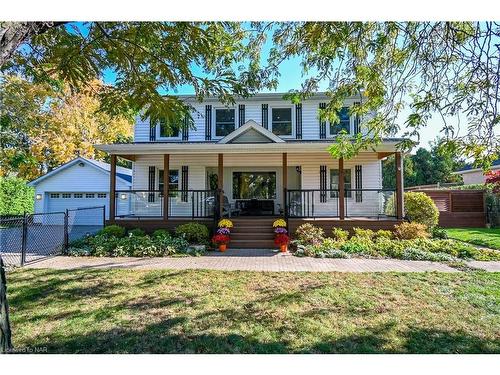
xmin=181 ymin=166 xmax=188 ymax=202
xmin=148 ymin=166 xmax=155 ymax=202
xmin=355 ymin=165 xmax=363 ymax=202
xmin=149 ymin=119 xmax=156 ymax=141
xmin=238 ymin=104 xmax=245 ymax=127
xmin=205 ymin=105 xmax=212 ymax=140
xmin=261 ymin=104 xmax=268 ymax=129
xmin=319 ymin=102 xmax=326 ymax=139
xmin=182 ymin=114 xmax=189 ymax=141
xmin=295 ymin=103 xmax=302 ymax=139
xmin=320 ymin=165 xmax=327 ymax=203
xmin=354 ymin=102 xmax=361 ymax=134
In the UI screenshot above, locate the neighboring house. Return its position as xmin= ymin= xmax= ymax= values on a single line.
xmin=95 ymin=92 xmax=405 ymax=245
xmin=453 ymin=159 xmax=500 ymax=185
xmin=28 ymin=157 xmax=132 ymax=222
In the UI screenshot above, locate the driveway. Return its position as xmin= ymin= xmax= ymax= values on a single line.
xmin=24 ymin=249 xmax=471 ymax=272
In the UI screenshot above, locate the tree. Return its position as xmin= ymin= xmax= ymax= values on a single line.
xmin=382 ymin=140 xmax=464 ymax=189
xmin=0 ymin=22 xmax=269 ymax=131
xmin=0 ymin=75 xmax=133 ymax=179
xmin=0 ymin=177 xmax=34 ymax=215
xmin=266 ymin=22 xmax=499 ymax=167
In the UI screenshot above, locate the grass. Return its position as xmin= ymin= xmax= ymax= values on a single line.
xmin=445 ymin=228 xmax=500 ymax=250
xmin=6 ymin=268 xmax=500 ymax=353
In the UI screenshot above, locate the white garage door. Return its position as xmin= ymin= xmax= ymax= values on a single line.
xmin=47 ymin=192 xmax=109 ymax=225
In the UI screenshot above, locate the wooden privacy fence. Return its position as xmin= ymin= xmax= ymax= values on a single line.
xmin=413 ymin=190 xmax=486 ymax=228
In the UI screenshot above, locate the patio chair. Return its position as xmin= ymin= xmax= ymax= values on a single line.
xmin=223 ymin=196 xmax=241 ymax=217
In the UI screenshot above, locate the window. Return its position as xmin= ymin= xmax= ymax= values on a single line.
xmin=232 ymin=172 xmax=276 ymax=199
xmin=159 ymin=118 xmax=180 ymax=138
xmin=158 ymin=169 xmax=179 ymax=196
xmin=50 ymin=193 xmax=60 ymax=199
xmin=62 ymin=193 xmax=71 ymax=198
xmin=97 ymin=193 xmax=107 ymax=198
xmin=330 ymin=107 xmax=350 ymax=135
xmin=74 ymin=193 xmax=83 ymax=198
xmin=330 ymin=169 xmax=352 ymax=198
xmin=271 ymin=108 xmax=292 ymax=136
xmin=86 ymin=193 xmax=95 ymax=198
xmin=215 ymin=108 xmax=235 ymax=137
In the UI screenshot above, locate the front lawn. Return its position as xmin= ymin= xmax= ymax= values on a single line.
xmin=7 ymin=268 xmax=500 ymax=353
xmin=446 ymin=228 xmax=500 ymax=250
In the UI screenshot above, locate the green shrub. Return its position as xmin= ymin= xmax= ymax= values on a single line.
xmin=175 ymin=222 xmax=210 ymax=244
xmin=128 ymin=228 xmax=146 ymax=237
xmin=294 ymin=238 xmax=349 ymax=259
xmin=0 ymin=176 xmax=34 ymax=215
xmin=374 ymin=230 xmax=393 ymax=240
xmin=352 ymin=227 xmax=375 ymax=240
xmin=339 ymin=236 xmax=372 ymax=254
xmin=152 ymin=229 xmax=170 ymax=238
xmin=431 ymin=226 xmax=448 ymax=239
xmin=401 ymin=248 xmax=457 ymax=262
xmin=394 ymin=222 xmax=430 ymax=240
xmin=294 ymin=223 xmax=325 ymax=246
xmin=386 ymin=192 xmax=439 ymax=228
xmin=100 ymin=225 xmax=126 ymax=238
xmin=331 ymin=227 xmax=349 ymax=242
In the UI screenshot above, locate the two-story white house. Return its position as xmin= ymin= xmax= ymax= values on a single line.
xmin=96 ymin=92 xmax=404 ymax=247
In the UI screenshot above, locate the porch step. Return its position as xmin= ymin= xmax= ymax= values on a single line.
xmin=229 ymin=239 xmax=276 ymax=249
xmin=231 ymin=232 xmax=275 ymax=240
xmin=230 ymin=226 xmax=274 ymax=233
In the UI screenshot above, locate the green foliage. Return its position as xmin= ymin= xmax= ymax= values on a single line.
xmin=445 ymin=228 xmax=500 ymax=250
xmin=0 ymin=176 xmax=34 ymax=215
xmin=374 ymin=230 xmax=393 ymax=240
xmin=128 ymin=228 xmax=146 ymax=237
xmin=401 ymin=248 xmax=457 ymax=262
xmin=175 ymin=222 xmax=210 ymax=244
xmin=152 ymin=229 xmax=170 ymax=238
xmin=331 ymin=227 xmax=349 ymax=242
xmin=295 ymin=238 xmax=349 ymax=259
xmin=99 ymin=225 xmax=126 ymax=238
xmin=293 ymin=223 xmax=325 ymax=246
xmin=394 ymin=222 xmax=430 ymax=240
xmin=431 ymin=227 xmax=448 ymax=239
xmin=386 ymin=192 xmax=439 ymax=228
xmin=352 ymin=228 xmax=375 ymax=240
xmin=69 ymin=231 xmax=201 ymax=257
xmin=339 ymin=237 xmax=372 ymax=255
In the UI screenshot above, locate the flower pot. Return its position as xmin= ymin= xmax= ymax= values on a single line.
xmin=280 ymin=244 xmax=287 ymax=253
xmin=219 ymin=244 xmax=227 ymax=252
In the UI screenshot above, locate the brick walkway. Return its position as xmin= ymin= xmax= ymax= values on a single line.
xmin=22 ymin=248 xmax=477 ymax=272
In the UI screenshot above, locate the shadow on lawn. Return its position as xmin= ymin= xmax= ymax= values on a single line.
xmin=38 ymin=321 xmax=500 ymax=354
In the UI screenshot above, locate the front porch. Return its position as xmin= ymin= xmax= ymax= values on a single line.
xmin=106 ymin=148 xmax=405 ymax=235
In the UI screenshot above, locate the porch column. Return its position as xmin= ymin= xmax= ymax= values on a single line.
xmin=109 ymin=154 xmax=117 ymax=223
xmin=163 ymin=154 xmax=169 ymax=221
xmin=339 ymin=158 xmax=345 ymax=220
xmin=218 ymin=153 xmax=224 ymax=217
xmin=395 ymin=151 xmax=404 ymax=219
xmin=282 ymin=152 xmax=287 ymax=213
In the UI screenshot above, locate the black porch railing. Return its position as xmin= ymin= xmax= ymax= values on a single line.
xmin=285 ymin=188 xmax=397 ymax=219
xmin=114 ymin=189 xmax=217 ymax=219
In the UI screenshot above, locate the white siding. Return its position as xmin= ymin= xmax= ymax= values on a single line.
xmin=133 ymin=97 xmax=371 ymax=143
xmin=132 ymin=152 xmax=383 ymax=217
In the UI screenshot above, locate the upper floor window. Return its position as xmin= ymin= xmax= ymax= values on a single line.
xmin=271 ymin=107 xmax=292 ymax=136
xmin=159 ymin=118 xmax=180 ymax=138
xmin=330 ymin=107 xmax=350 ymax=135
xmin=215 ymin=108 xmax=235 ymax=137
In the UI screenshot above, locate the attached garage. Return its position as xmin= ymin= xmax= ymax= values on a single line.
xmin=28 ymin=157 xmax=132 ymax=223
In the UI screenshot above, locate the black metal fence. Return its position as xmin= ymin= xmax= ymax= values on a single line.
xmin=0 ymin=206 xmax=105 ymax=267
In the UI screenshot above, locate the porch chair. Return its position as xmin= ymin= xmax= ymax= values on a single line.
xmin=223 ymin=196 xmax=241 ymax=217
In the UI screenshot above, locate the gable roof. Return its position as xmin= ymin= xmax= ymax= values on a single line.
xmin=218 ymin=120 xmax=285 ymax=144
xmin=27 ymin=157 xmax=132 ymax=186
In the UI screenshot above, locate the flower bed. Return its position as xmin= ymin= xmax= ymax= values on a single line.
xmin=292 ymin=223 xmax=500 ymax=262
xmin=67 ymin=225 xmax=206 ymax=257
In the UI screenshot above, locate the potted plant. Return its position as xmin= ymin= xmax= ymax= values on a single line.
xmin=213 ymin=219 xmax=233 ymax=251
xmin=212 ymin=232 xmax=230 ymax=252
xmin=274 ymin=232 xmax=290 ymax=252
xmin=273 ymin=219 xmax=289 ymax=252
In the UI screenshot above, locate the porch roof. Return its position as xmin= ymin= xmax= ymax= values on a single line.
xmin=95 ymin=138 xmax=404 ymax=157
